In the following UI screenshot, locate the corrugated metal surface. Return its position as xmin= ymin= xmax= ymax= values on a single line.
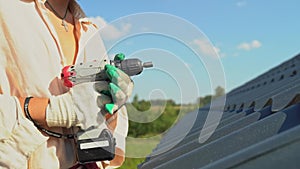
xmin=138 ymin=53 xmax=300 ymax=169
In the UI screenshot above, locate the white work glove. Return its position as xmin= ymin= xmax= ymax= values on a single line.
xmin=46 ymin=53 xmax=134 ymax=129
xmin=46 ymin=81 xmax=112 ymax=130
xmin=103 ymin=54 xmax=134 ymax=114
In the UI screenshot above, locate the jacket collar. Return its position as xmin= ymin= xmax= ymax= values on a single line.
xmin=35 ymin=0 xmax=87 ymax=20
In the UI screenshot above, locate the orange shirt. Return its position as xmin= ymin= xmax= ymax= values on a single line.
xmin=47 ymin=7 xmax=77 ymax=65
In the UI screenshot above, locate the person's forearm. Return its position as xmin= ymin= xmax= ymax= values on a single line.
xmin=18 ymin=97 xmax=49 ymax=126
xmin=109 ymin=148 xmax=125 ymax=167
xmin=101 ymin=148 xmax=125 ymax=168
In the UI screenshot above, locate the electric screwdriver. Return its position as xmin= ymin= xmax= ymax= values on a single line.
xmin=60 ymin=55 xmax=153 ymax=164
xmin=61 ymin=57 xmax=153 ymax=88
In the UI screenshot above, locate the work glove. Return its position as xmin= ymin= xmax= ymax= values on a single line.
xmin=103 ymin=53 xmax=134 ymax=114
xmin=46 ymin=81 xmax=112 ymax=130
xmin=45 ymin=53 xmax=133 ymax=129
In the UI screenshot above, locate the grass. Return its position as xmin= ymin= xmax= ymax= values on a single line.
xmin=117 ymin=102 xmax=198 ymax=168
xmin=118 ymin=135 xmax=162 ymax=169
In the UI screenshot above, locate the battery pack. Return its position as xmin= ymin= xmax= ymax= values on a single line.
xmin=76 ymin=129 xmax=116 ymax=164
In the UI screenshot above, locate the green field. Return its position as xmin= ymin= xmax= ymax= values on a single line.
xmin=118 ymin=98 xmax=198 ymax=169
xmin=119 ymin=136 xmax=162 ymax=169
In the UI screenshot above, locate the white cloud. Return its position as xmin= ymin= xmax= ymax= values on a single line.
xmin=88 ymin=16 xmax=132 ymax=40
xmin=236 ymin=0 xmax=247 ymax=7
xmin=251 ymin=40 xmax=262 ymax=48
xmin=88 ymin=16 xmax=106 ymax=28
xmin=192 ymin=39 xmax=223 ymax=58
xmin=237 ymin=40 xmax=262 ymax=51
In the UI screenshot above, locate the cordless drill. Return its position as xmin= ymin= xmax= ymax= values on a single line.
xmin=61 ymin=57 xmax=153 ymax=88
xmin=61 ymin=54 xmax=153 ymax=164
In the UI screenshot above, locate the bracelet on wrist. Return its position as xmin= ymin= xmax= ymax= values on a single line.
xmin=23 ymin=96 xmax=75 ymax=139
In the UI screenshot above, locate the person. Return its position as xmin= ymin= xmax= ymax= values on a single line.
xmin=0 ymin=0 xmax=133 ymax=168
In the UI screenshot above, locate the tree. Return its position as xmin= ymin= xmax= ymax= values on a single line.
xmin=214 ymin=86 xmax=225 ymax=98
xmin=198 ymin=95 xmax=212 ymax=108
xmin=132 ymin=94 xmax=139 ymax=107
xmin=198 ymin=86 xmax=225 ymax=107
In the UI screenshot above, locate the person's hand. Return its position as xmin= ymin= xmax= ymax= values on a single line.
xmin=103 ymin=54 xmax=134 ymax=114
xmin=46 ymin=81 xmax=111 ymax=130
xmin=45 ymin=53 xmax=134 ymax=129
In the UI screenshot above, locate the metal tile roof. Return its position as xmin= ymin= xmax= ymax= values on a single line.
xmin=138 ymin=53 xmax=300 ymax=169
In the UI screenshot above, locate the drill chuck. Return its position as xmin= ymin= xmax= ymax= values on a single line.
xmin=112 ymin=58 xmax=153 ymax=76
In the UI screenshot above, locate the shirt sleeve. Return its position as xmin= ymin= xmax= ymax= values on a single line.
xmin=0 ymin=96 xmax=48 ymax=169
xmin=78 ymin=21 xmax=109 ymax=64
xmin=0 ymin=11 xmax=48 ymax=168
xmin=113 ymin=106 xmax=129 ymax=152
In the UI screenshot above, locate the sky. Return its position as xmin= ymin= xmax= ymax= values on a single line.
xmin=77 ymin=0 xmax=300 ymax=104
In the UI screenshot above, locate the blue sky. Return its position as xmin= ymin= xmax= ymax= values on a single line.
xmin=78 ymin=0 xmax=300 ymax=103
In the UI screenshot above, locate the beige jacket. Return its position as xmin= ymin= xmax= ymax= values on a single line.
xmin=0 ymin=0 xmax=127 ymax=168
